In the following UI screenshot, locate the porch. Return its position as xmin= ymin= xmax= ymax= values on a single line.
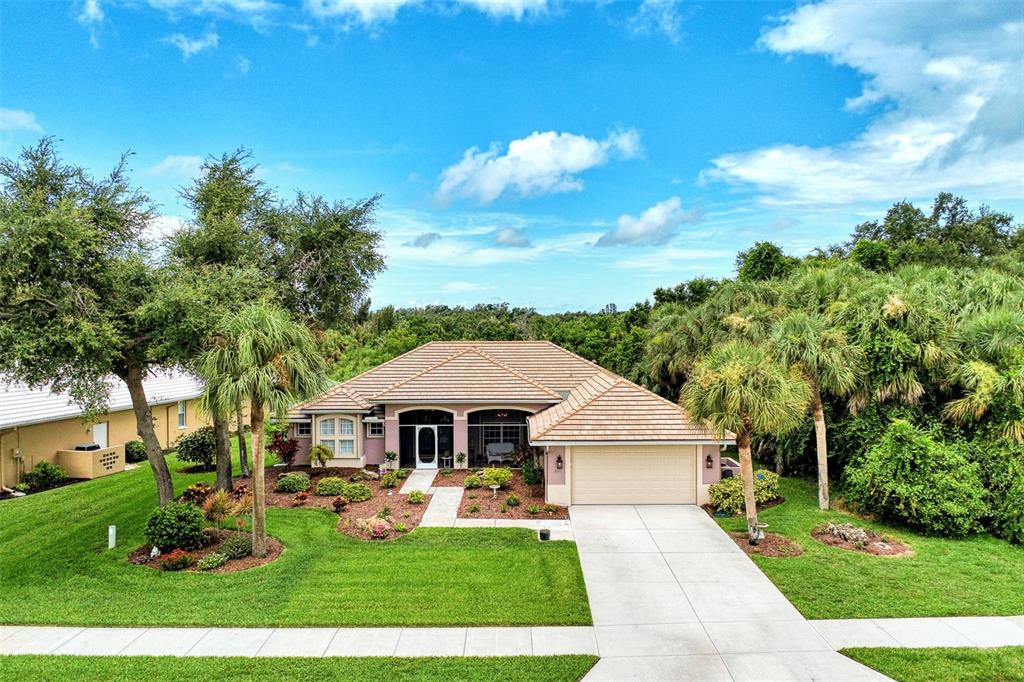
xmin=396 ymin=408 xmax=534 ymax=470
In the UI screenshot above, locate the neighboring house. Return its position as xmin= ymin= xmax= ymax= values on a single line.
xmin=0 ymin=371 xmax=207 ymax=489
xmin=288 ymin=341 xmax=734 ymax=505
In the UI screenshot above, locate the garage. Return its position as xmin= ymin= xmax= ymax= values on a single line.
xmin=571 ymin=445 xmax=696 ymax=504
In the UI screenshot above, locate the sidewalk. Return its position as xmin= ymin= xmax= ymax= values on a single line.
xmin=810 ymin=616 xmax=1024 ymax=649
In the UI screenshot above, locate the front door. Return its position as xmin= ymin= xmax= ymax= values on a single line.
xmin=415 ymin=425 xmax=438 ymax=469
xmin=92 ymin=422 xmax=108 ymax=449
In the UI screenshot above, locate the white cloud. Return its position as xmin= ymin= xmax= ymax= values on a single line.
xmin=704 ymin=0 xmax=1024 ymax=206
xmin=404 ymin=232 xmax=442 ymax=248
xmin=442 ymin=281 xmax=485 ymax=292
xmin=304 ymin=0 xmax=413 ymax=23
xmin=148 ymin=0 xmax=276 ymax=15
xmin=628 ymin=0 xmax=685 ymax=43
xmin=436 ymin=128 xmax=642 ymax=204
xmin=459 ymin=0 xmax=546 ymax=20
xmin=234 ymin=55 xmax=251 ymax=74
xmin=163 ymin=31 xmax=220 ymax=59
xmin=146 ymin=154 xmax=203 ymax=178
xmin=597 ymin=197 xmax=703 ymax=247
xmin=0 ymin=108 xmax=43 ymax=133
xmin=493 ymin=226 xmax=530 ymax=247
xmin=77 ymin=0 xmax=104 ymax=46
xmin=146 ymin=214 xmax=186 ymax=243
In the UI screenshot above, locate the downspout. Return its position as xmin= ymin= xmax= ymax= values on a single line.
xmin=0 ymin=428 xmax=10 ymax=491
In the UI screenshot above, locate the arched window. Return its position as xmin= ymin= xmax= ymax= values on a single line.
xmin=317 ymin=416 xmax=357 ymax=457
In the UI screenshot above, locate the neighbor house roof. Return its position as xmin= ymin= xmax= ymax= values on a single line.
xmin=0 ymin=370 xmax=204 ymax=430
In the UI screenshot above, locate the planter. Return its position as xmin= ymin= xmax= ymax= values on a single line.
xmin=539 ymin=528 xmax=551 ymax=541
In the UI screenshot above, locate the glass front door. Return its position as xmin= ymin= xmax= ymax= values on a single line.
xmin=416 ymin=425 xmax=438 ymax=469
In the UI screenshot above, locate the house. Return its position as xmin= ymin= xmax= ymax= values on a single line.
xmin=287 ymin=341 xmax=734 ymax=505
xmin=0 ymin=371 xmax=208 ymax=489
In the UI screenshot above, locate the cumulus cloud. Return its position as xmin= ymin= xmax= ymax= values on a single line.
xmin=404 ymin=232 xmax=442 ymax=248
xmin=437 ymin=128 xmax=642 ymax=204
xmin=77 ymin=0 xmax=104 ymax=46
xmin=163 ymin=31 xmax=220 ymax=59
xmin=304 ymin=0 xmax=546 ymax=24
xmin=459 ymin=0 xmax=546 ymax=20
xmin=493 ymin=227 xmax=531 ymax=247
xmin=628 ymin=0 xmax=686 ymax=43
xmin=597 ymin=197 xmax=703 ymax=247
xmin=704 ymin=0 xmax=1024 ymax=205
xmin=146 ymin=154 xmax=203 ymax=178
xmin=146 ymin=214 xmax=187 ymax=243
xmin=0 ymin=108 xmax=43 ymax=133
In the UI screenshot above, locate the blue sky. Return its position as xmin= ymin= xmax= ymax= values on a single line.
xmin=2 ymin=1 xmax=1021 ymax=312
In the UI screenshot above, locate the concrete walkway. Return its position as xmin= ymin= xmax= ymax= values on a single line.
xmin=418 ymin=486 xmax=463 ymax=527
xmin=398 ymin=469 xmax=436 ymax=495
xmin=810 ymin=616 xmax=1024 ymax=649
xmin=572 ymin=504 xmax=890 ymax=681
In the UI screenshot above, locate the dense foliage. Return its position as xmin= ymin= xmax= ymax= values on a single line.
xmin=23 ymin=461 xmax=68 ymax=492
xmin=144 ymin=502 xmax=205 ymax=551
xmin=174 ymin=427 xmax=217 ymax=469
xmin=124 ymin=440 xmax=148 ymax=464
xmin=707 ymin=470 xmax=780 ymax=516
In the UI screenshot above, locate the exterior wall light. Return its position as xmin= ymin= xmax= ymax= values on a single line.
xmin=555 ymin=455 xmax=563 ymax=470
xmin=705 ymin=454 xmax=714 ymax=469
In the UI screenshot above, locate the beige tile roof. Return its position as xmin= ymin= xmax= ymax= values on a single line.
xmin=528 ymin=372 xmax=731 ymax=443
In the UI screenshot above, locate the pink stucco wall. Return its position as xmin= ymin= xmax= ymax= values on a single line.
xmin=363 ymin=427 xmax=385 ymax=465
xmin=701 ymin=443 xmax=722 ymax=484
xmin=288 ymin=424 xmax=312 ymax=465
xmin=545 ymin=446 xmax=566 ymax=485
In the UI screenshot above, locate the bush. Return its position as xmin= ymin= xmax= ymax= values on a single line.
xmin=309 ymin=444 xmax=333 ymax=468
xmin=157 ymin=549 xmax=195 ymax=571
xmin=268 ymin=433 xmax=300 ymax=467
xmin=521 ymin=458 xmax=543 ymax=486
xmin=23 ymin=461 xmax=68 ymax=491
xmin=527 ymin=504 xmax=540 ymax=515
xmin=376 ymin=505 xmax=392 ymax=520
xmin=464 ymin=475 xmax=481 ymax=489
xmin=276 ymin=472 xmax=311 ymax=493
xmin=394 ymin=469 xmax=409 ymax=479
xmin=124 ymin=440 xmax=147 ymax=463
xmin=293 ymin=491 xmax=308 ymax=506
xmin=394 ymin=522 xmax=408 ymax=533
xmin=145 ymin=502 xmax=206 ymax=551
xmin=707 ymin=470 xmax=781 ymax=516
xmin=174 ymin=426 xmax=217 ymax=469
xmin=359 ymin=517 xmax=391 ymax=539
xmin=506 ymin=493 xmax=520 ymax=507
xmin=196 ymin=552 xmax=228 ymax=571
xmin=331 ymin=496 xmax=349 ymax=513
xmin=316 ymin=476 xmax=346 ymax=496
xmin=342 ymin=482 xmax=372 ymax=503
xmin=845 ymin=420 xmax=988 ymax=536
xmin=482 ymin=467 xmax=512 ymax=489
xmin=408 ymin=489 xmax=425 ymax=504
xmin=380 ymin=472 xmax=398 ymax=489
xmin=468 ymin=503 xmax=480 ymax=514
xmin=220 ymin=533 xmax=252 ymax=560
xmin=180 ymin=482 xmax=213 ymax=504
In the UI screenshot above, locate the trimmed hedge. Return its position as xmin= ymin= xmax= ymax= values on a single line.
xmin=145 ymin=503 xmax=205 ymax=551
xmin=708 ymin=469 xmax=780 ymax=516
xmin=174 ymin=426 xmax=217 ymax=469
xmin=276 ymin=472 xmax=311 ymax=493
xmin=315 ymin=476 xmax=346 ymax=496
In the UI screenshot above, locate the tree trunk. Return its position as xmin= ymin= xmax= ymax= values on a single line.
xmin=214 ymin=412 xmax=233 ymax=492
xmin=250 ymin=401 xmax=267 ymax=558
xmin=774 ymin=450 xmax=785 ymax=476
xmin=811 ymin=389 xmax=830 ymax=510
xmin=235 ymin=400 xmax=250 ymax=477
xmin=737 ymin=429 xmax=760 ymax=544
xmin=122 ymin=361 xmax=174 ymax=506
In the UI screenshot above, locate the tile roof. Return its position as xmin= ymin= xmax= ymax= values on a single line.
xmin=0 ymin=370 xmax=204 ymax=429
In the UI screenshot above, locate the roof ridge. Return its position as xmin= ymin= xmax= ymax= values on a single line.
xmin=530 ymin=372 xmax=619 ymax=439
xmin=471 ymin=345 xmax=562 ymax=399
xmin=369 ymin=346 xmax=476 ymax=399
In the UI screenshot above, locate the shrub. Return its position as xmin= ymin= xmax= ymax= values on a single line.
xmin=394 ymin=469 xmax=409 ymax=479
xmin=145 ymin=502 xmax=205 ymax=551
xmin=293 ymin=491 xmax=308 ymax=506
xmin=527 ymin=504 xmax=540 ymax=515
xmin=124 ymin=440 xmax=147 ymax=463
xmin=845 ymin=420 xmax=988 ymax=536
xmin=174 ymin=426 xmax=217 ymax=469
xmin=506 ymin=493 xmax=520 ymax=507
xmin=963 ymin=439 xmax=1024 ymax=544
xmin=157 ymin=549 xmax=195 ymax=572
xmin=202 ymin=489 xmax=233 ymax=526
xmin=543 ymin=503 xmax=559 ymax=513
xmin=380 ymin=472 xmax=398 ymax=489
xmin=394 ymin=522 xmax=408 ymax=533
xmin=342 ymin=482 xmax=372 ymax=503
xmin=13 ymin=483 xmax=29 ymax=493
xmin=464 ymin=475 xmax=481 ymax=489
xmin=268 ymin=433 xmax=300 ymax=467
xmin=331 ymin=496 xmax=349 ymax=513
xmin=316 ymin=476 xmax=346 ymax=496
xmin=180 ymin=482 xmax=213 ymax=504
xmin=220 ymin=533 xmax=252 ymax=560
xmin=441 ymin=468 xmax=453 ymax=478
xmin=407 ymin=489 xmax=425 ymax=504
xmin=377 ymin=505 xmax=392 ymax=520
xmin=23 ymin=461 xmax=68 ymax=491
xmin=482 ymin=467 xmax=512 ymax=489
xmin=309 ymin=444 xmax=333 ymax=468
xmin=359 ymin=517 xmax=391 ymax=539
xmin=500 ymin=503 xmax=508 ymax=514
xmin=468 ymin=503 xmax=480 ymax=514
xmin=521 ymin=458 xmax=543 ymax=486
xmin=707 ymin=470 xmax=781 ymax=516
xmin=276 ymin=472 xmax=311 ymax=493
xmin=196 ymin=552 xmax=228 ymax=571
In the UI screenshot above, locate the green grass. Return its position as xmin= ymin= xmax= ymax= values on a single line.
xmin=843 ymin=647 xmax=1024 ymax=682
xmin=0 ymin=655 xmax=599 ymax=681
xmin=0 ymin=450 xmax=590 ymax=627
xmin=715 ymin=477 xmax=1024 ymax=619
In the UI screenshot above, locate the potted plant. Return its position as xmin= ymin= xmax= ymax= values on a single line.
xmin=384 ymin=451 xmax=398 ymax=472
xmin=455 ymin=452 xmax=466 ymax=469
xmin=310 ymin=444 xmax=332 ymax=468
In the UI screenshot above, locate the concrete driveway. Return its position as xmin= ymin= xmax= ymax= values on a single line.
xmin=571 ymin=505 xmax=888 ymax=682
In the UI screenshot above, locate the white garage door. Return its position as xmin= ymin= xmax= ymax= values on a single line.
xmin=572 ymin=445 xmax=696 ymax=504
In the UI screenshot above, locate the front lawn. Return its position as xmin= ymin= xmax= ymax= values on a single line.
xmin=0 ymin=655 xmax=599 ymax=682
xmin=0 ymin=455 xmax=590 ymax=627
xmin=843 ymin=647 xmax=1024 ymax=682
xmin=715 ymin=477 xmax=1024 ymax=619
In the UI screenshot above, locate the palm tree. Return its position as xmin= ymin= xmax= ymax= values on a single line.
xmin=770 ymin=311 xmax=863 ymax=509
xmin=199 ymin=303 xmax=329 ymax=557
xmin=681 ymin=340 xmax=810 ymax=543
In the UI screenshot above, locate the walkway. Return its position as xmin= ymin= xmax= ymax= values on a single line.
xmin=572 ymin=504 xmax=889 ymax=681
xmin=810 ymin=616 xmax=1024 ymax=649
xmin=418 ymin=486 xmax=463 ymax=527
xmin=398 ymin=469 xmax=436 ymax=495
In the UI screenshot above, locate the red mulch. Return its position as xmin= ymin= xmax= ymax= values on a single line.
xmin=728 ymin=531 xmax=804 ymax=557
xmin=128 ymin=530 xmax=283 ymax=573
xmin=232 ymin=466 xmax=431 ymax=541
xmin=431 ymin=469 xmax=473 ymax=487
xmin=812 ymin=524 xmax=911 ymax=557
xmin=457 ymin=469 xmax=568 ymax=520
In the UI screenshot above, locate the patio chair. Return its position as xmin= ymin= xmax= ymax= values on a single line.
xmin=485 ymin=442 xmax=515 ymax=466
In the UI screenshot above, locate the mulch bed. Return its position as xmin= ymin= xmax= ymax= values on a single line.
xmin=431 ymin=469 xmax=474 ymax=487
xmin=728 ymin=531 xmax=804 ymax=558
xmin=812 ymin=523 xmax=911 ymax=557
xmin=232 ymin=466 xmax=431 ymax=541
xmin=128 ymin=530 xmax=283 ymax=573
xmin=701 ymin=497 xmax=785 ymax=519
xmin=457 ymin=469 xmax=568 ymax=520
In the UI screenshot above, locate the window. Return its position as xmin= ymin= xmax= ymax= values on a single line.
xmin=367 ymin=421 xmax=384 ymax=438
xmin=317 ymin=416 xmax=357 ymax=457
xmin=320 ymin=419 xmax=336 ymax=436
xmin=296 ymin=422 xmax=311 ymax=437
xmin=177 ymin=401 xmax=186 ymax=429
xmin=340 ymin=419 xmax=354 ymax=436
